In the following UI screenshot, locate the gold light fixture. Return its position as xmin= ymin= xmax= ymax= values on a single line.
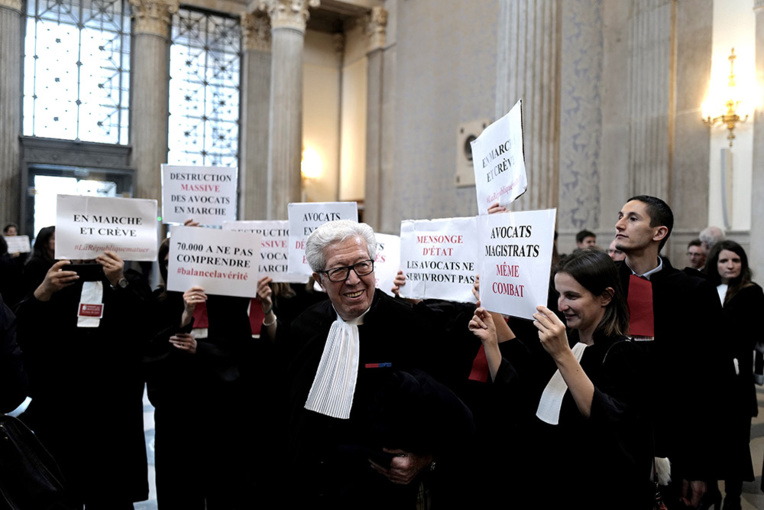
xmin=702 ymin=48 xmax=749 ymax=147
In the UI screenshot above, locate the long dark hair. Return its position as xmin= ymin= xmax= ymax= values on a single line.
xmin=154 ymin=237 xmax=171 ymax=300
xmin=31 ymin=226 xmax=55 ymax=263
xmin=555 ymin=249 xmax=630 ymax=338
xmin=706 ymin=240 xmax=752 ymax=304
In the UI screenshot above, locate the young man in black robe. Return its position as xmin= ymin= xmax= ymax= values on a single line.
xmin=614 ymin=195 xmax=733 ymax=509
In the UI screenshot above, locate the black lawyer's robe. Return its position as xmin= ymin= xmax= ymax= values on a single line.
xmin=15 ymin=271 xmax=151 ymax=505
xmin=616 ymin=258 xmax=734 ymax=480
xmin=719 ymin=282 xmax=763 ymax=482
xmin=493 ymin=330 xmax=655 ymax=510
xmin=266 ymin=289 xmax=475 ymax=510
xmin=143 ymin=291 xmax=255 ymax=509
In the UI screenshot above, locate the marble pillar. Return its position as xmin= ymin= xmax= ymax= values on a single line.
xmin=495 ymin=0 xmax=561 ymax=212
xmin=0 ymin=0 xmax=22 ymax=225
xmin=669 ymin=1 xmax=712 ymax=235
xmin=557 ymin=0 xmax=603 ymax=232
xmin=751 ymin=0 xmax=764 ymax=278
xmin=363 ymin=6 xmax=387 ymax=231
xmin=240 ymin=10 xmax=272 ymax=221
xmin=626 ymin=0 xmax=673 ymax=199
xmin=261 ymin=0 xmax=319 ymax=220
xmin=128 ymin=0 xmax=177 ymax=203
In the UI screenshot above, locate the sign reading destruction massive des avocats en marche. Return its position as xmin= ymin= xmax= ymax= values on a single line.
xmin=223 ymin=220 xmax=308 ymax=284
xmin=167 ymin=225 xmax=262 ymax=298
xmin=161 ymin=164 xmax=238 ymax=226
xmin=471 ymin=99 xmax=527 ymax=215
xmin=477 ymin=209 xmax=556 ymax=320
xmin=373 ymin=233 xmax=401 ymax=298
xmin=287 ymin=202 xmax=358 ymax=277
xmin=399 ymin=217 xmax=478 ymax=303
xmin=56 ymin=195 xmax=158 ymax=261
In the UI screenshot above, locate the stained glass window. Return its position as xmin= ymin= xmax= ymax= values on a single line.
xmin=168 ymin=8 xmax=241 ymax=167
xmin=23 ymin=0 xmax=131 ymax=144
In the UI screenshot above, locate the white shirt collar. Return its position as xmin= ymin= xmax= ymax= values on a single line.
xmin=626 ymin=256 xmax=663 ymax=280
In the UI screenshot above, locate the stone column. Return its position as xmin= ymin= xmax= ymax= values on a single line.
xmin=495 ymin=0 xmax=561 ymax=211
xmin=0 ymin=0 xmax=22 ymax=226
xmin=240 ymin=10 xmax=272 ymax=220
xmin=557 ymin=0 xmax=603 ymax=232
xmin=751 ymin=0 xmax=764 ymax=278
xmin=668 ymin=0 xmax=712 ymax=261
xmin=363 ymin=6 xmax=387 ymax=231
xmin=625 ymin=0 xmax=673 ymax=199
xmin=261 ymin=0 xmax=319 ymax=220
xmin=128 ymin=0 xmax=177 ymax=203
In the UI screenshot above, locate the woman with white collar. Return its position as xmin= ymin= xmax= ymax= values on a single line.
xmin=704 ymin=240 xmax=762 ymax=510
xmin=469 ymin=249 xmax=654 ymax=510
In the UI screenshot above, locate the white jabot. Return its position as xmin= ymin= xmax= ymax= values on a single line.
xmin=536 ymin=342 xmax=587 ymax=425
xmin=304 ymin=308 xmax=369 ymax=419
xmin=716 ymin=284 xmax=728 ymax=305
xmin=77 ymin=281 xmax=103 ymax=328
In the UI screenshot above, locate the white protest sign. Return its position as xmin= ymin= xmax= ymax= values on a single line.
xmin=167 ymin=225 xmax=261 ymax=297
xmin=55 ymin=195 xmax=158 ymax=261
xmin=471 ymin=99 xmax=527 ymax=215
xmin=222 ymin=220 xmax=309 ymax=284
xmin=161 ymin=164 xmax=237 ymax=226
xmin=399 ymin=217 xmax=478 ymax=303
xmin=373 ymin=233 xmax=400 ymax=297
xmin=477 ymin=208 xmax=556 ymax=320
xmin=287 ymin=202 xmax=358 ymax=276
xmin=5 ymin=235 xmax=30 ymax=254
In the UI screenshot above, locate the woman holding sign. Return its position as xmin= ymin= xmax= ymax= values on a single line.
xmin=145 ymin=236 xmax=256 ymax=509
xmin=22 ymin=225 xmax=56 ymax=298
xmin=15 ymin=250 xmax=152 ymax=509
xmin=469 ymin=249 xmax=654 ymax=510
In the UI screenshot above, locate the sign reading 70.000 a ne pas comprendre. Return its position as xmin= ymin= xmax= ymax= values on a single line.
xmin=167 ymin=225 xmax=262 ymax=298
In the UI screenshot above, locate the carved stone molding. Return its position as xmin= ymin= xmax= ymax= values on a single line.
xmin=364 ymin=6 xmax=387 ymax=52
xmin=333 ymin=32 xmax=345 ymax=63
xmin=259 ymin=0 xmax=319 ymax=33
xmin=0 ymin=0 xmax=22 ymax=13
xmin=129 ymin=0 xmax=179 ymax=38
xmin=242 ymin=10 xmax=272 ymax=51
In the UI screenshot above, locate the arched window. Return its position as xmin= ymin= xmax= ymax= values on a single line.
xmin=168 ymin=8 xmax=241 ymax=167
xmin=23 ymin=0 xmax=131 ymax=143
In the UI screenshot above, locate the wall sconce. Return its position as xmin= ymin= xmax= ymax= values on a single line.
xmin=301 ymin=146 xmax=323 ymax=202
xmin=702 ymin=48 xmax=750 ymax=148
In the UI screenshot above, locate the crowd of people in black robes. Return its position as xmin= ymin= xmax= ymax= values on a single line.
xmin=0 ymin=193 xmax=763 ymax=510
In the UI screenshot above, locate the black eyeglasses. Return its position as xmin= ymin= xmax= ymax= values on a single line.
xmin=319 ymin=259 xmax=375 ymax=282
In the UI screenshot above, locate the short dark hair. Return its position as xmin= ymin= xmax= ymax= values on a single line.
xmin=687 ymin=238 xmax=702 ymax=249
xmin=627 ymin=195 xmax=673 ymax=250
xmin=2 ymin=223 xmax=17 ymax=234
xmin=555 ymin=249 xmax=629 ymax=338
xmin=575 ymin=230 xmax=596 ymax=244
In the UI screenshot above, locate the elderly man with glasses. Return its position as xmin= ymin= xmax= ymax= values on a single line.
xmin=259 ymin=220 xmax=473 ymax=510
